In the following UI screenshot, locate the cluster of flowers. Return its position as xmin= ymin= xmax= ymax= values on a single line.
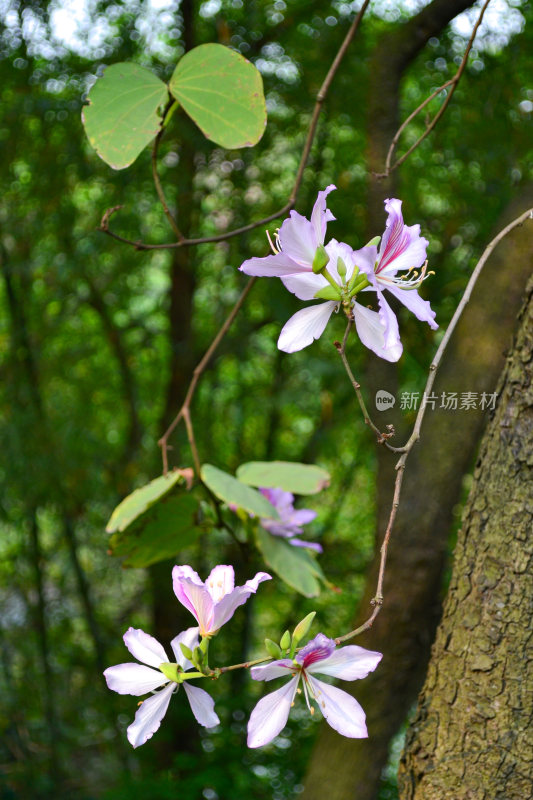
xmin=240 ymin=189 xmax=437 ymax=361
xmin=105 ymin=565 xmax=382 ymax=748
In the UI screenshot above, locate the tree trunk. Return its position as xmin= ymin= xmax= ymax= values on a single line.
xmin=398 ymin=274 xmax=533 ymax=800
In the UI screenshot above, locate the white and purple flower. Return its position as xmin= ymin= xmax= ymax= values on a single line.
xmin=259 ymin=487 xmax=321 ymax=553
xmin=247 ymin=632 xmax=382 ymax=748
xmin=104 ymin=626 xmax=219 ymax=748
xmin=354 ymin=198 xmax=438 ymax=351
xmin=172 ymin=564 xmax=271 ymax=638
xmin=239 ymin=190 xmax=436 ymax=362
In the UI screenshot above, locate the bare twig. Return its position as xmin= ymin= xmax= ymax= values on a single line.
xmin=100 ymin=1 xmax=371 ymax=252
xmin=336 ymin=206 xmax=533 ymax=643
xmin=378 ymin=0 xmax=491 ymax=178
xmin=151 ymin=111 xmax=185 ymax=242
xmin=158 ymin=277 xmax=257 ymax=473
xmin=335 ymin=319 xmax=402 ymax=451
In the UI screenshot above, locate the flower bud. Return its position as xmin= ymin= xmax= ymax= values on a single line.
xmin=279 ymin=630 xmax=291 ymax=651
xmin=312 ymin=244 xmax=330 ymax=274
xmin=292 ymin=611 xmax=316 ymax=647
xmin=337 ymin=257 xmax=347 ymax=280
xmin=364 ymin=235 xmax=381 ymax=247
xmin=180 ymin=643 xmax=194 ymax=662
xmin=264 ymin=638 xmax=282 ymax=659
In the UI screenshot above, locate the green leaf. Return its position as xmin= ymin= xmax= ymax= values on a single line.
xmin=106 ymin=470 xmax=192 ymax=533
xmin=169 ymin=43 xmax=266 ymax=149
xmin=109 ymin=493 xmax=202 ymax=568
xmin=236 ymin=461 xmax=330 ymax=495
xmin=255 ymin=527 xmax=321 ymax=597
xmin=201 ymin=464 xmax=279 ymax=519
xmin=82 ymin=63 xmax=168 ymax=169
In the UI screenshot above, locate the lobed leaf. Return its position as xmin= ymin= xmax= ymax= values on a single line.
xmin=201 ymin=464 xmax=279 ymax=519
xmin=236 ymin=461 xmax=330 ymax=495
xmin=82 ymin=63 xmax=168 ymax=169
xmin=255 ymin=527 xmax=323 ymax=597
xmin=106 ymin=470 xmax=192 ymax=533
xmin=169 ymin=43 xmax=266 ymax=149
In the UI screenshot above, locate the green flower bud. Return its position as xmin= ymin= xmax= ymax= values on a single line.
xmin=279 ymin=630 xmax=291 ymax=651
xmin=312 ymin=244 xmax=330 ymax=274
xmin=364 ymin=235 xmax=381 ymax=247
xmin=337 ymin=257 xmax=347 ymax=280
xmin=264 ymin=638 xmax=283 ymax=659
xmin=180 ymin=643 xmax=194 ymax=662
xmin=292 ymin=611 xmax=316 ymax=646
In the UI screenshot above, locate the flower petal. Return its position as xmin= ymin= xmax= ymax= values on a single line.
xmin=324 ymin=239 xmax=359 ymax=283
xmin=278 ymin=211 xmax=318 ymax=267
xmin=247 ymin=676 xmax=299 ymax=748
xmin=289 ymin=538 xmax=323 ymax=553
xmin=377 ymin=198 xmax=428 ymax=276
xmin=296 ymin=633 xmax=336 ymax=668
xmin=170 ymin=626 xmax=200 ymax=669
xmin=281 ymin=272 xmax=327 ymax=301
xmin=278 ymin=302 xmax=336 ymax=354
xmin=211 ymin=572 xmax=271 ymax=632
xmin=375 ymin=288 xmax=402 ymax=351
xmin=352 ymin=302 xmax=403 ymax=362
xmin=183 ymin=683 xmax=220 ymax=728
xmin=307 ymin=676 xmax=368 ymax=738
xmin=384 ymin=284 xmax=438 ymax=330
xmin=251 ymin=660 xmax=294 ymax=682
xmin=123 ymin=627 xmax=168 ymax=668
xmin=127 ymin=683 xmax=175 ymax=748
xmin=351 ymin=244 xmax=378 ymax=277
xmin=308 ymin=645 xmax=382 ymax=680
xmin=172 ymin=568 xmax=215 ymax=635
xmin=310 ymin=184 xmax=336 ymax=244
xmin=290 ymin=509 xmax=317 ymax=526
xmin=205 ymin=564 xmax=235 ymax=602
xmin=104 ymin=663 xmax=168 ymax=696
xmin=239 ymin=252 xmax=308 ymax=277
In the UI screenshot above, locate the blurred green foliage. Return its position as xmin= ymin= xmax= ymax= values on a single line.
xmin=0 ymin=1 xmax=531 ymax=798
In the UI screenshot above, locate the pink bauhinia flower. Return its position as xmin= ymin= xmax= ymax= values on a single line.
xmin=259 ymin=487 xmax=321 ymax=552
xmin=104 ymin=626 xmax=219 ymax=748
xmin=247 ymin=632 xmax=382 ymax=748
xmin=354 ymin=198 xmax=438 ymax=349
xmin=240 ymin=184 xmax=336 ymax=277
xmin=172 ymin=564 xmax=271 ymax=637
xmin=275 ymin=238 xmax=403 ymax=360
xmin=238 ymin=187 xmax=404 ymax=361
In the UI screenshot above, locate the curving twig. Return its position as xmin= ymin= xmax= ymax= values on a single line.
xmin=336 ymin=206 xmax=533 ymax=643
xmin=377 ymin=0 xmax=492 ymax=178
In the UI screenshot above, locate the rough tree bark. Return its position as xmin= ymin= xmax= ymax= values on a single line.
xmin=398 ymin=275 xmax=533 ymax=799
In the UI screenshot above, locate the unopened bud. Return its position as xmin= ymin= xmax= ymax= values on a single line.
xmin=180 ymin=644 xmax=193 ymax=662
xmin=364 ymin=235 xmax=381 ymax=247
xmin=292 ymin=611 xmax=316 ymax=646
xmin=337 ymin=257 xmax=347 ymax=280
xmin=264 ymin=638 xmax=282 ymax=659
xmin=279 ymin=630 xmax=291 ymax=651
xmin=312 ymin=244 xmax=330 ymax=274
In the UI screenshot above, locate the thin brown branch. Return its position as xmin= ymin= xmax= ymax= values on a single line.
xmin=159 ymin=276 xmax=257 ymax=473
xmin=335 ymin=319 xmax=402 ymax=452
xmin=336 ymin=206 xmax=533 ymax=643
xmin=151 ymin=111 xmax=185 ymax=242
xmin=100 ymin=1 xmax=371 ymax=252
xmin=379 ymin=0 xmax=491 ymax=178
